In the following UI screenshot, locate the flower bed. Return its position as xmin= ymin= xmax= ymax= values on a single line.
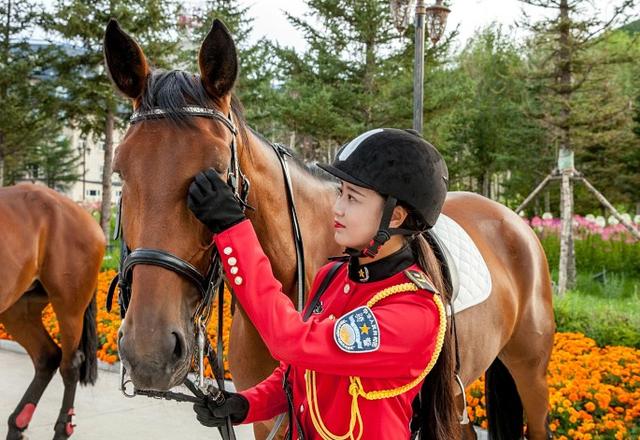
xmin=1 ymin=271 xmax=639 ymax=437
xmin=0 ymin=270 xmax=233 ymax=377
xmin=467 ymin=333 xmax=640 ymax=439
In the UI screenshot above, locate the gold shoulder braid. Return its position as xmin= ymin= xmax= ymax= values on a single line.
xmin=305 ymin=281 xmax=448 ymax=440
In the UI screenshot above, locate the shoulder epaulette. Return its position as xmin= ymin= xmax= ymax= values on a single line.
xmin=403 ymin=269 xmax=436 ymax=293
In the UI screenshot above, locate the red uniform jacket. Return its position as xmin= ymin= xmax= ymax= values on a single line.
xmin=214 ymin=219 xmax=442 ymax=439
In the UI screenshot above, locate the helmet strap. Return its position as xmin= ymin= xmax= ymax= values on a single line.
xmin=344 ymin=196 xmax=423 ymax=260
xmin=361 ymin=196 xmax=397 ymax=258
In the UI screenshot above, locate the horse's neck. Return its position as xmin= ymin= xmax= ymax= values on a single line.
xmin=241 ymin=132 xmax=341 ymax=298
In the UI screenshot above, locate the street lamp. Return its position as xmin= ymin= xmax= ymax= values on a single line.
xmin=390 ymin=0 xmax=450 ymax=134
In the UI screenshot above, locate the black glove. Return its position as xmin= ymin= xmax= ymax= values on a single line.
xmin=193 ymin=389 xmax=250 ymax=427
xmin=187 ymin=168 xmax=245 ymax=234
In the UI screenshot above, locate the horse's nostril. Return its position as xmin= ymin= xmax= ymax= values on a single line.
xmin=171 ymin=332 xmax=184 ymax=362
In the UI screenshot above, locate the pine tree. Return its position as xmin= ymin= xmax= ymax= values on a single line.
xmin=629 ymin=93 xmax=640 ymax=214
xmin=0 ymin=0 xmax=60 ymax=186
xmin=175 ymin=1 xmax=279 ymax=135
xmin=272 ymin=0 xmax=455 ymax=160
xmin=572 ymin=32 xmax=640 ymax=212
xmin=446 ymin=26 xmax=548 ymax=204
xmin=27 ymin=136 xmax=81 ymax=191
xmin=43 ymin=0 xmax=179 ymax=239
xmin=519 ymin=0 xmax=636 ymax=293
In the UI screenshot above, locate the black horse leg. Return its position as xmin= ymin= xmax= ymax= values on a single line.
xmin=52 ymin=351 xmax=83 ymax=440
xmin=2 ymin=290 xmax=61 ymax=440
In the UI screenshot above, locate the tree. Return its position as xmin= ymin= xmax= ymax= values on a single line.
xmin=445 ymin=26 xmax=548 ymax=204
xmin=18 ymin=135 xmax=81 ymax=190
xmin=629 ymin=93 xmax=640 ymax=214
xmin=43 ymin=0 xmax=179 ymax=239
xmin=571 ymin=32 xmax=640 ymax=213
xmin=271 ymin=0 xmax=455 ymax=160
xmin=175 ymin=0 xmax=280 ymax=136
xmin=519 ymin=0 xmax=637 ymax=294
xmin=0 ymin=0 xmax=60 ymax=186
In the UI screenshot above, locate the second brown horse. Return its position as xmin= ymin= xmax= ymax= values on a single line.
xmin=0 ymin=184 xmax=105 ymax=440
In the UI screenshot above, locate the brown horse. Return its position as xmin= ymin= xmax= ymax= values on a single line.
xmin=105 ymin=19 xmax=555 ymax=440
xmin=0 ymin=184 xmax=105 ymax=440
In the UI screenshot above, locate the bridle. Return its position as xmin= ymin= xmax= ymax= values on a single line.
xmin=106 ymin=105 xmax=306 ymax=440
xmin=106 ymin=106 xmax=248 ymax=440
xmin=107 ymin=106 xmax=247 ymax=324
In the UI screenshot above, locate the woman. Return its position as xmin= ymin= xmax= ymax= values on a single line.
xmin=187 ymin=128 xmax=460 ymax=439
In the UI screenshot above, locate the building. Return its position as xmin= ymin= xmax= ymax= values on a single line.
xmin=14 ymin=39 xmax=123 ymax=204
xmin=64 ymin=128 xmax=122 ymax=204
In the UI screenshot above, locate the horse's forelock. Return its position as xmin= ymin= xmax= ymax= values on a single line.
xmin=137 ymin=70 xmax=249 ymax=144
xmin=139 ymin=70 xmax=213 ymax=124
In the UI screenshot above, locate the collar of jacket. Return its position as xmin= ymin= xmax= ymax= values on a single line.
xmin=346 ymin=243 xmax=415 ymax=283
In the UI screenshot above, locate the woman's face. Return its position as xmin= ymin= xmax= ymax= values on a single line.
xmin=333 ymin=180 xmax=384 ymax=250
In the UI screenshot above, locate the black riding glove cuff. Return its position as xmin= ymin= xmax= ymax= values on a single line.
xmin=188 ymin=168 xmax=246 ymax=234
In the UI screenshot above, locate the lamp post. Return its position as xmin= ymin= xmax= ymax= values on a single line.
xmin=390 ymin=0 xmax=450 ymax=134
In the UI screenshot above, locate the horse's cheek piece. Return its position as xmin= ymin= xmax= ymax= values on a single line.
xmin=15 ymin=403 xmax=36 ymax=429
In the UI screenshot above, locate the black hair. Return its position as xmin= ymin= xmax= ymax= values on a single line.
xmin=403 ymin=211 xmax=461 ymax=440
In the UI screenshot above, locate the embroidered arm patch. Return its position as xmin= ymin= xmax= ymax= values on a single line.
xmin=333 ymin=306 xmax=380 ymax=353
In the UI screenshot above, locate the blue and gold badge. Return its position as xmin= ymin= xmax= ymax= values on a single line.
xmin=333 ymin=306 xmax=380 ymax=353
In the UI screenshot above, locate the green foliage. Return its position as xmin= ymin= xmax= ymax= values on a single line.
xmin=270 ymin=0 xmax=455 ymax=159
xmin=0 ymin=0 xmax=61 ymax=186
xmin=620 ymin=18 xmax=640 ymax=34
xmin=444 ymin=26 xmax=549 ymax=203
xmin=554 ymin=284 xmax=640 ymax=348
xmin=571 ymin=31 xmax=640 ymax=212
xmin=27 ymin=136 xmax=82 ymax=190
xmin=175 ymin=1 xmax=280 ymax=137
xmin=101 ymin=206 xmax=121 ymax=271
xmin=43 ymin=0 xmax=180 ymax=135
xmin=540 ymin=234 xmax=640 ymax=277
xmin=518 ymin=0 xmax=640 ymax=214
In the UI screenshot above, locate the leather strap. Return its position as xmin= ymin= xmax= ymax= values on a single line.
xmin=283 ymin=261 xmax=344 ymax=439
xmin=122 ymin=249 xmax=207 ymax=295
xmin=303 ymin=262 xmax=344 ymax=321
xmin=271 ymin=143 xmax=306 ymax=312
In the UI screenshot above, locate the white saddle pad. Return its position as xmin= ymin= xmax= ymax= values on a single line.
xmin=431 ymin=214 xmax=492 ymax=314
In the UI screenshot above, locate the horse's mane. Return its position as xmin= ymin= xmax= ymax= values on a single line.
xmin=249 ymin=129 xmax=336 ymax=183
xmin=139 ymin=69 xmax=335 ymax=183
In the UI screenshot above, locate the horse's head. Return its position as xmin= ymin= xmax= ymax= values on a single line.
xmin=104 ymin=19 xmax=241 ymax=390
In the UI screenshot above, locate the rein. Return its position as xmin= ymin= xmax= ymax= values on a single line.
xmin=106 ymin=105 xmax=307 ymax=439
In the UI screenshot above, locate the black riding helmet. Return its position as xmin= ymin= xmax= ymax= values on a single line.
xmin=319 ymin=128 xmax=448 ymax=257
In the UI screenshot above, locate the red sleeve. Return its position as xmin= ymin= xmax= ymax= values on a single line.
xmin=215 ymin=220 xmax=440 ymax=379
xmin=238 ymin=362 xmax=288 ymax=423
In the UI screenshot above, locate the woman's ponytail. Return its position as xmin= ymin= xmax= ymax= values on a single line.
xmin=406 ymin=213 xmax=461 ymax=440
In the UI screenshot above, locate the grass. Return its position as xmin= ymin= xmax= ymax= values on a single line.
xmin=553 ymin=272 xmax=640 ymax=348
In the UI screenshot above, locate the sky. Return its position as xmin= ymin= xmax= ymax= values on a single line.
xmin=34 ymin=0 xmax=628 ymax=50
xmin=231 ymin=0 xmax=554 ymax=52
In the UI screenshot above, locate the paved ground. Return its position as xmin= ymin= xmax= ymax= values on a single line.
xmin=0 ymin=345 xmax=255 ymax=440
xmin=1 ymin=343 xmax=487 ymax=439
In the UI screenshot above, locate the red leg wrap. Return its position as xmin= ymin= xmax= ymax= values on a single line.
xmin=65 ymin=408 xmax=76 ymax=436
xmin=15 ymin=403 xmax=36 ymax=429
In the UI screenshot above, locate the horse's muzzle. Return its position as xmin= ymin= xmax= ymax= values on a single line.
xmin=117 ymin=323 xmax=191 ymax=390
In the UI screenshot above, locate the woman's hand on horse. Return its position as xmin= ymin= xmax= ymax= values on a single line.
xmin=192 ymin=390 xmax=250 ymax=427
xmin=188 ymin=168 xmax=246 ymax=234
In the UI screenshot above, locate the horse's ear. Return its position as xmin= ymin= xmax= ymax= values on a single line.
xmin=198 ymin=19 xmax=238 ymax=98
xmin=103 ymin=19 xmax=149 ymax=99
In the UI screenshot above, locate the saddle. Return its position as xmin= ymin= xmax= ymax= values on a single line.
xmin=426 ymin=214 xmax=492 ymax=315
